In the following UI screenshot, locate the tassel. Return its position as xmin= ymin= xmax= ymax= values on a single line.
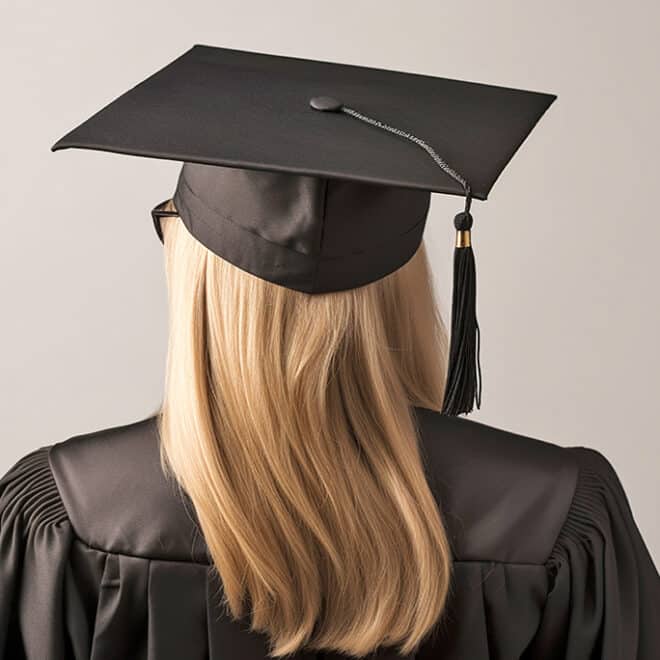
xmin=442 ymin=205 xmax=482 ymax=416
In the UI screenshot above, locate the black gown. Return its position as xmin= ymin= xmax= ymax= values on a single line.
xmin=1 ymin=407 xmax=658 ymax=659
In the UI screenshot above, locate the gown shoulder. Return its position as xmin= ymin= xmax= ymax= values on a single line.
xmin=414 ymin=406 xmax=660 ymax=657
xmin=47 ymin=414 xmax=207 ymax=563
xmin=413 ymin=407 xmax=580 ymax=564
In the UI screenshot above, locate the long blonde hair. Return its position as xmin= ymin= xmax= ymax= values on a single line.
xmin=157 ymin=200 xmax=452 ymax=657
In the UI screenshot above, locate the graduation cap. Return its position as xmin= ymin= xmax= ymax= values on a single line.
xmin=51 ymin=44 xmax=556 ymax=416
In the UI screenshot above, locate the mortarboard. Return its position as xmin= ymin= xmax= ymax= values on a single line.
xmin=51 ymin=44 xmax=556 ymax=415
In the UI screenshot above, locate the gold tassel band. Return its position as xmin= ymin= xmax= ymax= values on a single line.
xmin=456 ymin=229 xmax=472 ymax=248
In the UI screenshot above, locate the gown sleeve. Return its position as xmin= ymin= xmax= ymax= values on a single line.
xmin=527 ymin=446 xmax=660 ymax=659
xmin=0 ymin=446 xmax=76 ymax=659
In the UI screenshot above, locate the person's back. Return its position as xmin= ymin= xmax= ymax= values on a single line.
xmin=2 ymin=405 xmax=657 ymax=658
xmin=1 ymin=212 xmax=658 ymax=659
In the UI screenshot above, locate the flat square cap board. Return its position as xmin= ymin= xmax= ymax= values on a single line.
xmin=51 ymin=44 xmax=557 ymax=416
xmin=52 ymin=44 xmax=556 ymax=200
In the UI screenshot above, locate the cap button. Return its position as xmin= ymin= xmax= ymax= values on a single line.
xmin=309 ymin=96 xmax=343 ymax=112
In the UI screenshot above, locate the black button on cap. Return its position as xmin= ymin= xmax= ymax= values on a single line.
xmin=309 ymin=96 xmax=343 ymax=112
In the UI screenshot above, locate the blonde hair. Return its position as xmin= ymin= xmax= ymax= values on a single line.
xmin=157 ymin=200 xmax=452 ymax=657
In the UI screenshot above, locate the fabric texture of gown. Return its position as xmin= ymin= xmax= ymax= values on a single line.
xmin=0 ymin=407 xmax=658 ymax=659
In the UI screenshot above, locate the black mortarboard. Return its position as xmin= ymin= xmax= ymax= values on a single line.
xmin=51 ymin=44 xmax=556 ymax=415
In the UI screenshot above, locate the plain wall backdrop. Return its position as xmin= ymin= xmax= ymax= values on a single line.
xmin=1 ymin=0 xmax=658 ymax=563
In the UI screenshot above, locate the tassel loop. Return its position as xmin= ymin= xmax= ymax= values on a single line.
xmin=454 ymin=209 xmax=473 ymax=248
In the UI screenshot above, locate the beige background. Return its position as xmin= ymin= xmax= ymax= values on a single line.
xmin=1 ymin=1 xmax=658 ymax=563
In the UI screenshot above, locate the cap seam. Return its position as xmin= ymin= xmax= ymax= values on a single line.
xmin=312 ymin=179 xmax=330 ymax=289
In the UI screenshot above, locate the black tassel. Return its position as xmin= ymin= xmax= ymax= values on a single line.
xmin=442 ymin=209 xmax=482 ymax=416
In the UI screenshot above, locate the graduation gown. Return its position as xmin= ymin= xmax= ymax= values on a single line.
xmin=1 ymin=407 xmax=658 ymax=659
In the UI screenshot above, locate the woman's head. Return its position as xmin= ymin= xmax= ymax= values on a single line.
xmin=157 ymin=200 xmax=451 ymax=657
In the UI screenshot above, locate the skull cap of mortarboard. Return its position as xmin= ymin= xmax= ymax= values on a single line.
xmin=51 ymin=44 xmax=557 ymax=415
